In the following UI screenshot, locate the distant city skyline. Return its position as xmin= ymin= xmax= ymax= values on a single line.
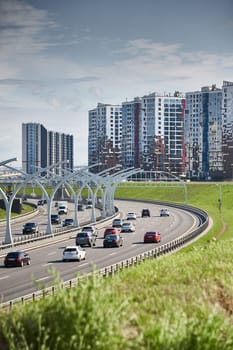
xmin=0 ymin=0 xmax=232 ymax=167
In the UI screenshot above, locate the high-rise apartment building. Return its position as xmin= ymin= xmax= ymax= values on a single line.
xmin=89 ymin=93 xmax=185 ymax=176
xmin=185 ymin=85 xmax=223 ymax=179
xmin=22 ymin=123 xmax=73 ymax=175
xmin=88 ymin=103 xmax=122 ymax=173
xmin=141 ymin=92 xmax=185 ymax=175
xmin=222 ymin=81 xmax=233 ymax=179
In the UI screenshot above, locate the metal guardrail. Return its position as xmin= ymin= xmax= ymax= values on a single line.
xmin=0 ymin=201 xmax=209 ymax=310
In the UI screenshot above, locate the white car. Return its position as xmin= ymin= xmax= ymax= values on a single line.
xmin=82 ymin=225 xmax=99 ymax=237
xmin=121 ymin=221 xmax=136 ymax=232
xmin=62 ymin=246 xmax=86 ymax=262
xmin=126 ymin=212 xmax=137 ymax=220
xmin=160 ymin=208 xmax=170 ymax=217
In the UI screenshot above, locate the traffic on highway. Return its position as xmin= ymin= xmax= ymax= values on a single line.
xmin=0 ymin=200 xmax=199 ymax=303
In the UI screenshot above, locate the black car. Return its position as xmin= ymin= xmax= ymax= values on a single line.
xmin=103 ymin=234 xmax=123 ymax=248
xmin=141 ymin=208 xmax=151 ymax=217
xmin=22 ymin=222 xmax=39 ymax=234
xmin=63 ymin=218 xmax=74 ymax=227
xmin=4 ymin=251 xmax=31 ymax=267
xmin=76 ymin=231 xmax=96 ymax=247
xmin=77 ymin=204 xmax=84 ymax=211
xmin=51 ymin=214 xmax=61 ymax=224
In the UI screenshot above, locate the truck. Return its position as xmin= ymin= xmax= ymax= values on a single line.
xmin=56 ymin=201 xmax=68 ymax=215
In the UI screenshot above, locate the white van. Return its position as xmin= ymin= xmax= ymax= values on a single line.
xmin=57 ymin=202 xmax=68 ymax=215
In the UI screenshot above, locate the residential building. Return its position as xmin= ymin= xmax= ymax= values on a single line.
xmin=222 ymin=81 xmax=233 ymax=179
xmin=185 ymin=85 xmax=223 ymax=179
xmin=89 ymin=93 xmax=185 ymax=176
xmin=22 ymin=123 xmax=73 ymax=175
xmin=88 ymin=103 xmax=122 ymax=173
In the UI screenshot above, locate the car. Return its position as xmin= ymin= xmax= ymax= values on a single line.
xmin=103 ymin=234 xmax=123 ymax=248
xmin=58 ymin=205 xmax=68 ymax=215
xmin=121 ymin=221 xmax=136 ymax=232
xmin=112 ymin=218 xmax=123 ymax=228
xmin=37 ymin=199 xmax=44 ymax=206
xmin=75 ymin=231 xmax=96 ymax=247
xmin=86 ymin=203 xmax=93 ymax=209
xmin=160 ymin=208 xmax=170 ymax=217
xmin=63 ymin=218 xmax=74 ymax=227
xmin=141 ymin=208 xmax=151 ymax=217
xmin=22 ymin=222 xmax=39 ymax=234
xmin=77 ymin=204 xmax=84 ymax=211
xmin=103 ymin=227 xmax=120 ymax=238
xmin=62 ymin=246 xmax=86 ymax=262
xmin=51 ymin=214 xmax=61 ymax=224
xmin=126 ymin=212 xmax=137 ymax=220
xmin=4 ymin=251 xmax=31 ymax=267
xmin=82 ymin=225 xmax=98 ymax=237
xmin=144 ymin=231 xmax=161 ymax=243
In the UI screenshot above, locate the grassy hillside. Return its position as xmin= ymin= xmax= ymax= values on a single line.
xmin=0 ymin=182 xmax=233 ymax=349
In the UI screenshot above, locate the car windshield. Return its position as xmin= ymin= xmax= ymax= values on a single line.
xmin=83 ymin=226 xmax=93 ymax=231
xmin=64 ymin=248 xmax=76 ymax=252
xmin=7 ymin=252 xmax=20 ymax=258
xmin=25 ymin=223 xmax=35 ymax=227
xmin=106 ymin=234 xmax=118 ymax=239
xmin=77 ymin=232 xmax=88 ymax=237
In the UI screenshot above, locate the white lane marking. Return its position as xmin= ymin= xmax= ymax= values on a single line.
xmin=109 ymin=252 xmax=117 ymax=256
xmin=79 ymin=262 xmax=88 ymax=267
xmin=42 ymin=263 xmax=53 ymax=267
xmin=35 ymin=276 xmax=50 ymax=282
xmin=0 ymin=276 xmax=9 ymax=280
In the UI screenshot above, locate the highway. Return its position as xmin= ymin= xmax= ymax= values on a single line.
xmin=0 ymin=200 xmax=198 ymax=303
xmin=0 ymin=200 xmax=99 ymax=241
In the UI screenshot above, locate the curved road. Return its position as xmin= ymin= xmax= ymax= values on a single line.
xmin=0 ymin=200 xmax=198 ymax=303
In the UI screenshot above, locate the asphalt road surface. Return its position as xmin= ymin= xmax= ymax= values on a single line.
xmin=0 ymin=200 xmax=198 ymax=303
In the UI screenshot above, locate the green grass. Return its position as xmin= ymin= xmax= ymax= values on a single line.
xmin=0 ymin=203 xmax=36 ymax=220
xmin=0 ymin=182 xmax=233 ymax=349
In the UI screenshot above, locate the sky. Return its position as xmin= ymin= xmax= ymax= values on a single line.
xmin=0 ymin=0 xmax=233 ymax=168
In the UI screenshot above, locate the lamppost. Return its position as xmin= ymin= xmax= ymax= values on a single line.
xmin=216 ymin=184 xmax=222 ymax=214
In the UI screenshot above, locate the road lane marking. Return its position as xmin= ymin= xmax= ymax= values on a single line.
xmin=42 ymin=263 xmax=53 ymax=267
xmin=79 ymin=262 xmax=88 ymax=267
xmin=48 ymin=251 xmax=57 ymax=256
xmin=35 ymin=276 xmax=50 ymax=282
xmin=0 ymin=276 xmax=9 ymax=280
xmin=109 ymin=252 xmax=117 ymax=256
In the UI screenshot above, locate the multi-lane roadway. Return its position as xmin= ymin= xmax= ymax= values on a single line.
xmin=0 ymin=200 xmax=199 ymax=303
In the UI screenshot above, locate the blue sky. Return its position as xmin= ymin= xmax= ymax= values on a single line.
xmin=0 ymin=0 xmax=232 ymax=167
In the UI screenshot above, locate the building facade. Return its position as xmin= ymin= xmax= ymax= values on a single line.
xmin=88 ymin=103 xmax=122 ymax=173
xmin=89 ymin=93 xmax=185 ymax=176
xmin=222 ymin=81 xmax=233 ymax=179
xmin=22 ymin=123 xmax=73 ymax=175
xmin=185 ymin=85 xmax=223 ymax=179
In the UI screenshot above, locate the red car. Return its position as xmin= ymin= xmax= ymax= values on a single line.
xmin=103 ymin=227 xmax=120 ymax=238
xmin=144 ymin=231 xmax=161 ymax=243
xmin=4 ymin=251 xmax=31 ymax=267
xmin=103 ymin=234 xmax=123 ymax=248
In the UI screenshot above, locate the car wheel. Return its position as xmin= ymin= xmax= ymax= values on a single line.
xmin=20 ymin=260 xmax=24 ymax=267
